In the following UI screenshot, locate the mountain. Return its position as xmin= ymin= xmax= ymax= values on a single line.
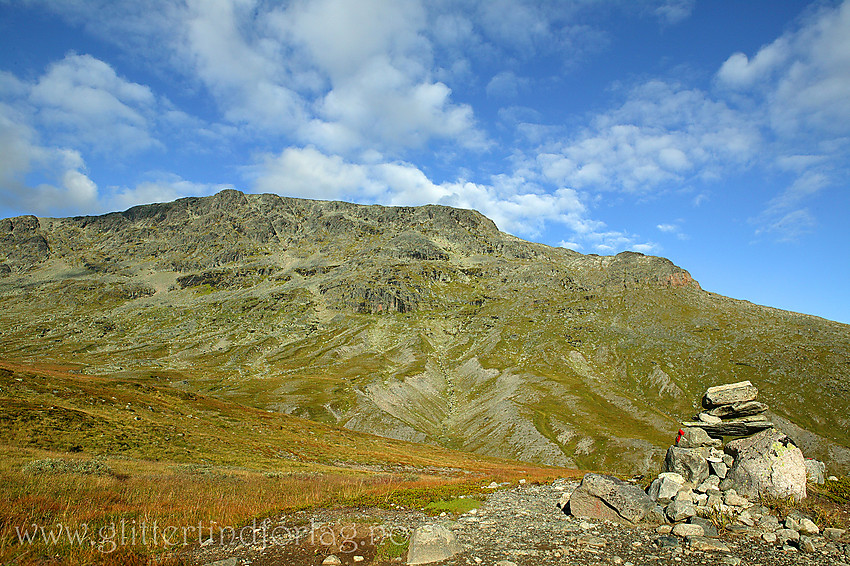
xmin=2 ymin=189 xmax=848 ymax=474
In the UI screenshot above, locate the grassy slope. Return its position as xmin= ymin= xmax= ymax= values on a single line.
xmin=0 ymin=360 xmax=571 ymax=565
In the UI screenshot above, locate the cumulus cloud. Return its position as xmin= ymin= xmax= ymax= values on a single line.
xmin=30 ymin=53 xmax=159 ymax=154
xmin=718 ymin=1 xmax=850 ymax=141
xmin=535 ymin=81 xmax=760 ymax=193
xmin=0 ymin=100 xmax=99 ymax=215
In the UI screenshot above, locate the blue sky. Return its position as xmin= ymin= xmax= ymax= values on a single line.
xmin=1 ymin=1 xmax=849 ymax=324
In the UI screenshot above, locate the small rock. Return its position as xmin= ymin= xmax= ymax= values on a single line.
xmin=785 ymin=515 xmax=802 ymax=531
xmin=688 ymin=536 xmax=730 ymax=552
xmin=321 ymin=556 xmax=342 ymax=566
xmin=576 ymin=535 xmax=607 ymax=548
xmin=656 ymin=524 xmax=673 ymax=534
xmin=710 ymin=460 xmax=728 ymax=479
xmin=758 ymin=514 xmax=780 ymax=531
xmin=799 ymin=535 xmax=816 ymax=553
xmin=824 ymin=527 xmax=846 ymax=540
xmin=647 ymin=472 xmax=686 ymax=502
xmin=666 ymin=499 xmax=696 ymax=522
xmin=724 ymin=491 xmax=750 ymax=508
xmin=655 ymin=535 xmax=680 ymax=548
xmin=804 ymin=459 xmax=826 ymax=485
xmin=706 ymin=494 xmax=723 ymax=510
xmin=702 ymin=381 xmax=758 ymax=407
xmin=776 ymin=528 xmax=801 ymax=544
xmin=672 ymin=523 xmax=704 ymax=538
xmin=722 ymin=557 xmax=742 ymax=566
xmin=353 ymin=557 xmax=364 ymax=563
xmin=762 ymin=532 xmax=777 ymax=543
xmin=495 ymin=562 xmax=518 ymax=566
xmin=697 ymin=475 xmax=720 ymax=493
xmin=688 ymin=516 xmax=718 ymax=537
xmin=673 ymin=488 xmax=695 ymax=503
xmin=736 ymin=509 xmax=755 ymax=526
xmin=799 ymin=517 xmax=819 ymax=535
xmin=828 ymin=475 xmax=838 ymax=482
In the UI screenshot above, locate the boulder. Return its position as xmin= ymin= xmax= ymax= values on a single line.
xmin=706 ymin=400 xmax=768 ymax=418
xmin=702 ymin=381 xmax=758 ymax=408
xmin=677 ymin=427 xmax=720 ymax=448
xmin=406 ymin=524 xmax=462 ymax=565
xmin=647 ymin=472 xmax=686 ymax=502
xmin=568 ymin=473 xmax=656 ymax=524
xmin=804 ymin=459 xmax=825 ymax=485
xmin=663 ymin=446 xmax=709 ymax=485
xmin=721 ymin=429 xmax=807 ymax=500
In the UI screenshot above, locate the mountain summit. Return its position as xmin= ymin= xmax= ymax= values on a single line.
xmin=1 ymin=189 xmax=848 ymax=473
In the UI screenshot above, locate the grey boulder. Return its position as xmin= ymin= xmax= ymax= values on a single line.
xmin=647 ymin=472 xmax=686 ymax=502
xmin=568 ymin=473 xmax=657 ymax=524
xmin=664 ymin=446 xmax=709 ymax=485
xmin=721 ymin=429 xmax=807 ymax=500
xmin=676 ymin=427 xmax=721 ymax=448
xmin=406 ymin=524 xmax=462 ymax=565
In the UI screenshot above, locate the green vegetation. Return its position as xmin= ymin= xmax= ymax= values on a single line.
xmin=375 ymin=534 xmax=410 ymax=561
xmin=425 ymin=497 xmax=483 ymax=515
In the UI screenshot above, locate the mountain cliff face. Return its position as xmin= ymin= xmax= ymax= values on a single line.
xmin=1 ymin=189 xmax=848 ymax=474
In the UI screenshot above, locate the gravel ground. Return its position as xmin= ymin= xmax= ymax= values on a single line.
xmin=189 ymin=480 xmax=850 ymax=566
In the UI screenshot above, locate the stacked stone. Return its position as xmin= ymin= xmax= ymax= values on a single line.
xmin=681 ymin=381 xmax=773 ymax=438
xmin=635 ymin=380 xmax=823 ymax=548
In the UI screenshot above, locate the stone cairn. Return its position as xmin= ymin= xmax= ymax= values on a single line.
xmin=647 ymin=381 xmax=814 ymax=542
xmin=563 ymin=381 xmax=841 ymax=551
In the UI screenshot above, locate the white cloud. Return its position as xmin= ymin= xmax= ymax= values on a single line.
xmin=486 ymin=71 xmax=527 ymax=99
xmin=252 ymin=146 xmax=374 ymax=200
xmin=656 ymin=223 xmax=677 ymax=232
xmin=716 ymin=1 xmax=850 ymax=241
xmin=30 ymin=53 xmax=159 ymax=154
xmin=653 ymin=0 xmax=695 ymax=25
xmin=718 ymin=1 xmax=850 ymax=141
xmin=0 ymin=100 xmax=99 ymax=215
xmin=536 ymin=81 xmax=760 ymax=193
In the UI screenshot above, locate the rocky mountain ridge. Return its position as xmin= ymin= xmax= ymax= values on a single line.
xmin=1 ymin=189 xmax=848 ymax=474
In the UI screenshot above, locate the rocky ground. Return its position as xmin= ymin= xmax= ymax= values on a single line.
xmin=188 ymin=480 xmax=850 ymax=566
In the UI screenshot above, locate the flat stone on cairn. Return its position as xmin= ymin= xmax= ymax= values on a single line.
xmin=702 ymin=381 xmax=758 ymax=408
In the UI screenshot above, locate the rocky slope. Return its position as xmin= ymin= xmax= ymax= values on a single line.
xmin=1 ymin=189 xmax=848 ymax=474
